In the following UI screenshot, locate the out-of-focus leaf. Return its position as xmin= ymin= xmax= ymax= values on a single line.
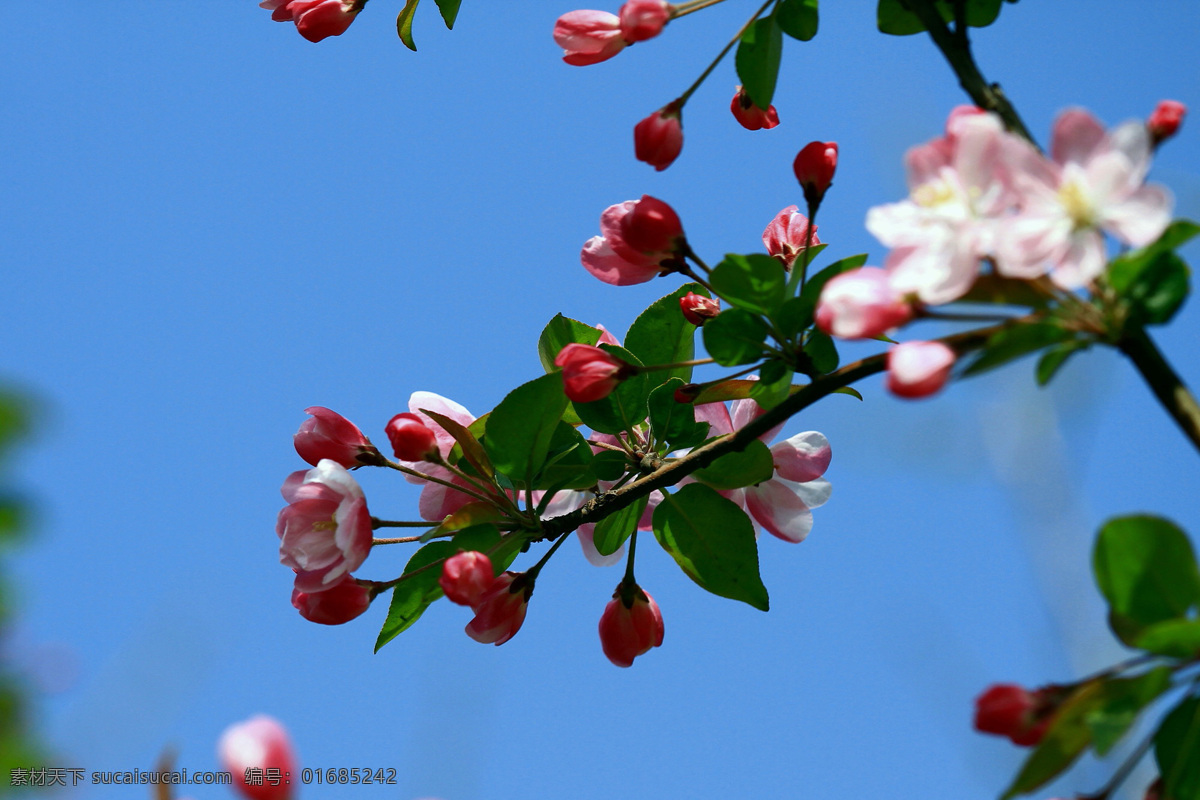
xmin=803 ymin=330 xmax=839 ymax=375
xmin=1001 ymin=681 xmax=1105 ymax=799
xmin=962 ymin=321 xmax=1072 ymax=377
xmin=1155 ymin=696 xmax=1200 ymax=800
xmin=1136 ymin=619 xmax=1200 ymax=659
xmin=877 ymin=0 xmax=1006 ymax=36
xmin=776 ymin=0 xmax=818 ymax=40
xmin=1035 ymin=340 xmax=1088 ymax=386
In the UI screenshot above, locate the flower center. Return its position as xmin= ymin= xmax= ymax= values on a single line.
xmin=1058 ymin=177 xmax=1095 ymax=230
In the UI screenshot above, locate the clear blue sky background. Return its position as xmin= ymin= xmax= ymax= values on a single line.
xmin=2 ymin=2 xmax=1199 ymax=799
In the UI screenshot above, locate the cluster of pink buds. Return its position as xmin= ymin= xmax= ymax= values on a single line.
xmin=260 ymin=0 xmax=359 ymax=42
xmin=440 ymin=551 xmax=531 ymax=645
xmin=973 ymin=683 xmax=1062 ymax=747
xmin=553 ymin=1 xmax=673 ymax=65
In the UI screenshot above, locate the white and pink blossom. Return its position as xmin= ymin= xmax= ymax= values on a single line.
xmin=815 ymin=267 xmax=912 ymax=339
xmin=886 ymin=341 xmax=956 ymax=399
xmin=277 ymin=459 xmax=372 ymax=593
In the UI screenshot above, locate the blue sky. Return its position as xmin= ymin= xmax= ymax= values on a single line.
xmin=2 ymin=2 xmax=1199 ymax=798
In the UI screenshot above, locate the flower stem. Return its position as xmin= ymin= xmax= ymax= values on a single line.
xmin=1117 ymin=325 xmax=1200 ymax=454
xmin=670 ymin=0 xmax=729 ymax=20
xmin=526 ymin=531 xmax=572 ymax=580
xmin=679 ymin=0 xmax=775 ymax=104
xmin=382 ymin=460 xmax=504 ymax=508
xmin=371 ymin=518 xmax=434 ymax=528
xmin=623 ymin=529 xmax=639 ymax=585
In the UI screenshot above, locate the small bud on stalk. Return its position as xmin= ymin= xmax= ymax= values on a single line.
xmin=466 ymin=572 xmax=531 ymax=645
xmin=679 ymin=292 xmax=720 ymax=326
xmin=886 ymin=341 xmax=955 ymax=399
xmin=973 ymin=683 xmax=1062 ymax=747
xmin=794 ymin=141 xmax=838 ymax=207
xmin=619 ymin=0 xmax=671 ymax=42
xmin=1147 ymin=99 xmax=1186 ymax=146
xmin=554 ymin=10 xmax=627 ymax=65
xmin=635 ymin=102 xmax=684 ymax=171
xmin=598 ymin=582 xmax=664 ymax=667
xmin=295 ymin=406 xmax=383 ymax=468
xmin=555 ymin=343 xmax=637 ymax=403
xmin=218 ymin=715 xmax=298 ymax=800
xmin=385 ymin=412 xmax=440 ymax=462
xmin=261 ymin=0 xmax=360 ymax=43
xmin=291 ymin=574 xmax=372 ymax=625
xmin=440 ymin=551 xmax=495 ymax=607
xmin=730 ymin=86 xmax=780 ymax=131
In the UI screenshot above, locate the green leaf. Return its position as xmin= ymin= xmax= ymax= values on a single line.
xmin=957 ymin=274 xmax=1051 ymax=307
xmin=1136 ymin=619 xmax=1200 ymax=658
xmin=962 ymin=321 xmax=1072 ymax=377
xmin=484 ymin=373 xmax=569 ymax=483
xmin=710 ymin=254 xmax=788 ymax=317
xmin=538 ymin=314 xmax=602 ymax=373
xmin=652 ymin=484 xmax=770 ymax=610
xmin=833 ymin=386 xmax=863 ymax=401
xmin=425 ymin=502 xmax=504 ymax=541
xmin=533 ymin=421 xmax=596 ymax=490
xmin=1124 ymin=251 xmax=1191 ymax=326
xmin=776 ymin=0 xmax=818 ymax=40
xmin=877 ymin=0 xmax=1005 ymax=36
xmin=1093 ymin=515 xmax=1200 ymax=645
xmin=397 ymin=0 xmax=420 ymax=50
xmin=420 ymin=407 xmax=494 ymax=478
xmin=692 ymin=439 xmax=774 ymax=490
xmin=648 ymin=379 xmax=710 ymax=449
xmin=433 ymin=0 xmax=461 ymax=28
xmin=571 ymin=346 xmax=650 ymax=435
xmin=802 ymin=330 xmax=839 ymax=375
xmin=1155 ymin=697 xmax=1200 ymax=800
xmin=1001 ymin=681 xmax=1105 ymax=799
xmin=1035 ymin=340 xmax=1088 ymax=386
xmin=1109 ymin=220 xmax=1200 ymax=292
xmin=1085 ymin=668 xmax=1173 ymax=756
xmin=593 ymin=496 xmax=649 ymax=556
xmin=750 ymin=365 xmax=794 ymax=410
xmin=735 ymin=15 xmax=784 ymax=109
xmin=593 ymin=450 xmax=630 ymax=482
xmin=703 ymin=308 xmax=769 ymax=367
xmin=625 ymin=283 xmax=707 ymax=385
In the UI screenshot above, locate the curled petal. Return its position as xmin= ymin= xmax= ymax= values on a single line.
xmin=771 ymin=432 xmax=832 ymax=483
xmin=745 ymin=479 xmax=816 ymax=543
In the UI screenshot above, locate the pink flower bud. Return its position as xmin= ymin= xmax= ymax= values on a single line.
xmin=679 ymin=292 xmax=720 ymax=326
xmin=385 ymin=412 xmax=440 ymax=462
xmin=277 ymin=460 xmax=373 ymax=593
xmin=264 ymin=0 xmax=358 ymax=42
xmin=291 ymin=574 xmax=371 ymax=625
xmin=554 ymin=10 xmax=627 ymax=66
xmin=885 ymin=341 xmax=955 ymax=399
xmin=294 ymin=406 xmax=383 ymax=469
xmin=598 ymin=584 xmax=664 ymax=667
xmin=762 ymin=205 xmax=822 ymax=270
xmin=439 ymin=551 xmax=495 ymax=607
xmin=730 ymin=86 xmax=780 ymax=131
xmin=218 ymin=715 xmax=297 ymax=800
xmin=674 ymin=383 xmax=700 ymax=403
xmin=973 ymin=684 xmax=1052 ymax=747
xmin=619 ymin=0 xmax=671 ymax=43
xmin=619 ymin=195 xmax=685 ymax=255
xmin=554 ymin=343 xmax=634 ymax=403
xmin=635 ymin=102 xmax=684 ymax=171
xmin=1147 ymin=99 xmax=1186 ymax=146
xmin=793 ymin=141 xmax=838 ymax=207
xmin=815 ymin=267 xmax=911 ymax=339
xmin=465 ymin=572 xmax=530 ymax=645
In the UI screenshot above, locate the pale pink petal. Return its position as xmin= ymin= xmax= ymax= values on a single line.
xmin=1050 ymin=229 xmax=1107 ymax=288
xmin=1102 ymin=185 xmax=1173 ymax=246
xmin=581 ymin=236 xmax=660 ymax=286
xmin=730 ymin=397 xmax=784 ymax=443
xmin=693 ymin=401 xmax=733 ymax=437
xmin=745 ymin=480 xmax=815 ymax=543
xmin=771 ymin=432 xmax=832 ymax=483
xmin=1052 ymin=109 xmax=1108 ymax=166
xmin=418 ymin=474 xmax=476 ymax=521
xmin=576 ymin=523 xmax=625 ymax=566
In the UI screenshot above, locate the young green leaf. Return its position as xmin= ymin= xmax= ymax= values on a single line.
xmin=803 ymin=330 xmax=839 ymax=375
xmin=1085 ymin=668 xmax=1172 ymax=756
xmin=735 ymin=16 xmax=783 ymax=109
xmin=648 ymin=379 xmax=710 ymax=449
xmin=625 ymin=283 xmax=707 ymax=385
xmin=533 ymin=421 xmax=596 ymax=490
xmin=433 ymin=0 xmax=461 ymax=28
xmin=538 ymin=314 xmax=602 ymax=373
xmin=652 ymin=484 xmax=770 ymax=610
xmin=1000 ymin=681 xmax=1105 ymax=799
xmin=420 ymin=407 xmax=494 ymax=478
xmin=593 ymin=496 xmax=649 ymax=556
xmin=1135 ymin=619 xmax=1200 ymax=659
xmin=710 ymin=254 xmax=788 ymax=316
xmin=703 ymin=308 xmax=769 ymax=366
xmin=397 ymin=0 xmax=421 ymax=50
xmin=484 ymin=373 xmax=569 ymax=483
xmin=962 ymin=321 xmax=1072 ymax=377
xmin=691 ymin=439 xmax=774 ymax=490
xmin=1035 ymin=340 xmax=1088 ymax=386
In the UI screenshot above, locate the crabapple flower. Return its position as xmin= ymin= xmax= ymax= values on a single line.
xmin=294 ymin=406 xmax=383 ymax=469
xmin=762 ymin=205 xmax=821 ymax=270
xmin=995 ymin=108 xmax=1173 ymax=289
xmin=439 ymin=551 xmax=495 ymax=606
xmin=1147 ymin=100 xmax=1186 ymax=146
xmin=261 ymin=0 xmax=358 ymax=43
xmin=973 ymin=684 xmax=1050 ymax=747
xmin=794 ymin=141 xmax=838 ymax=206
xmin=886 ymin=341 xmax=955 ymax=399
xmin=635 ymin=102 xmax=684 ymax=171
xmin=398 ymin=392 xmax=479 ymax=522
xmin=679 ymin=292 xmax=720 ymax=326
xmin=277 ymin=460 xmax=372 ymax=593
xmin=465 ymin=572 xmax=530 ymax=645
xmin=554 ymin=10 xmax=626 ymax=65
xmin=698 ymin=398 xmax=832 ymax=543
xmin=385 ymin=412 xmax=439 ymax=462
xmin=619 ymin=0 xmax=671 ymax=42
xmin=867 ymin=110 xmax=1013 ymax=304
xmin=815 ymin=267 xmax=912 ymax=339
xmin=730 ymin=86 xmax=779 ymax=131
xmin=598 ymin=584 xmax=664 ymax=667
xmin=554 ymin=343 xmax=634 ymax=403
xmin=218 ymin=715 xmax=297 ymax=800
xmin=291 ymin=574 xmax=371 ymax=625
xmin=581 ymin=198 xmax=682 ymax=286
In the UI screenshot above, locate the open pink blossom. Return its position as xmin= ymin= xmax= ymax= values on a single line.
xmin=995 ymin=108 xmax=1173 ymax=288
xmin=277 ymin=459 xmax=372 ymax=593
xmin=598 ymin=584 xmax=664 ymax=667
xmin=762 ymin=205 xmax=820 ymax=270
xmin=867 ymin=110 xmax=1013 ymax=304
xmin=291 ymin=573 xmax=371 ymax=625
xmin=554 ymin=10 xmax=627 ymax=66
xmin=886 ymin=341 xmax=955 ymax=399
xmin=581 ymin=199 xmax=678 ymax=285
xmin=815 ymin=267 xmax=912 ymax=339
xmin=218 ymin=715 xmax=297 ymax=800
xmin=397 ymin=392 xmax=479 ymax=521
xmin=294 ymin=406 xmax=382 ymax=469
xmin=696 ymin=398 xmax=832 ymax=543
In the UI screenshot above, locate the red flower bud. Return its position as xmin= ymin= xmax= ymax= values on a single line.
xmin=886 ymin=341 xmax=955 ymax=399
xmin=730 ymin=86 xmax=780 ymax=131
xmin=973 ymin=683 xmax=1052 ymax=747
xmin=294 ymin=406 xmax=383 ymax=468
xmin=619 ymin=0 xmax=671 ymax=43
xmin=291 ymin=574 xmax=372 ymax=625
xmin=620 ymin=195 xmax=685 ymax=255
xmin=635 ymin=102 xmax=684 ymax=171
xmin=262 ymin=0 xmax=359 ymax=42
xmin=218 ymin=715 xmax=298 ymax=800
xmin=465 ymin=572 xmax=530 ymax=645
xmin=385 ymin=412 xmax=440 ymax=462
xmin=794 ymin=141 xmax=838 ymax=207
xmin=673 ymin=383 xmax=701 ymax=404
xmin=554 ymin=10 xmax=627 ymax=66
xmin=679 ymin=292 xmax=720 ymax=326
xmin=554 ymin=343 xmax=635 ymax=403
xmin=439 ymin=551 xmax=495 ymax=607
xmin=598 ymin=583 xmax=664 ymax=667
xmin=1148 ymin=99 xmax=1186 ymax=146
